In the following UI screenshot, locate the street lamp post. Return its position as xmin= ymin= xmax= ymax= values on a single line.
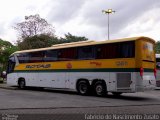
xmin=102 ymin=9 xmax=115 ymax=40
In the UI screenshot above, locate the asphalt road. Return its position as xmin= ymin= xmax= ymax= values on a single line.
xmin=0 ymin=88 xmax=160 ymax=120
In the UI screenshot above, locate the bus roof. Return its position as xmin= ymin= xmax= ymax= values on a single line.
xmin=12 ymin=36 xmax=155 ymax=55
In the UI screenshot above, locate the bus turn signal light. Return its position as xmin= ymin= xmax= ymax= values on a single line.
xmin=140 ymin=67 xmax=144 ymax=77
xmin=154 ymin=68 xmax=157 ymax=78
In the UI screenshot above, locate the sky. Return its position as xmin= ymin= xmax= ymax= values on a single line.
xmin=0 ymin=0 xmax=160 ymax=43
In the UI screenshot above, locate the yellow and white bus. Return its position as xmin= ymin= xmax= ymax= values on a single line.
xmin=7 ymin=36 xmax=156 ymax=96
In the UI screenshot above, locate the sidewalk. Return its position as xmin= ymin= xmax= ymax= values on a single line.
xmin=0 ymin=82 xmax=18 ymax=90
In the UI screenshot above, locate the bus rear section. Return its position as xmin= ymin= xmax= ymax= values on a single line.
xmin=135 ymin=38 xmax=156 ymax=91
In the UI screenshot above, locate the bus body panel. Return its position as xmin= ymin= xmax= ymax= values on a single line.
xmin=135 ymin=72 xmax=156 ymax=91
xmin=7 ymin=71 xmax=156 ymax=92
xmin=7 ymin=73 xmax=17 ymax=86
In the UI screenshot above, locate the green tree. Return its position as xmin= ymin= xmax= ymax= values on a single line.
xmin=58 ymin=33 xmax=88 ymax=44
xmin=0 ymin=39 xmax=18 ymax=71
xmin=17 ymin=34 xmax=59 ymax=50
xmin=156 ymin=41 xmax=160 ymax=53
xmin=17 ymin=32 xmax=88 ymax=50
xmin=14 ymin=14 xmax=88 ymax=50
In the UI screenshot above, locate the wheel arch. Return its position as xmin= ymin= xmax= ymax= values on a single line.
xmin=76 ymin=78 xmax=90 ymax=91
xmin=18 ymin=77 xmax=25 ymax=85
xmin=91 ymin=79 xmax=107 ymax=90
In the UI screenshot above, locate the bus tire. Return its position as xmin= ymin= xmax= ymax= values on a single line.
xmin=77 ymin=80 xmax=90 ymax=95
xmin=94 ymin=81 xmax=106 ymax=96
xmin=18 ymin=79 xmax=26 ymax=89
xmin=112 ymin=92 xmax=122 ymax=96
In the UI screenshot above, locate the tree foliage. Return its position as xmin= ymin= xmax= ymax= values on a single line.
xmin=0 ymin=39 xmax=18 ymax=71
xmin=14 ymin=14 xmax=88 ymax=50
xmin=17 ymin=34 xmax=59 ymax=50
xmin=14 ymin=14 xmax=55 ymax=39
xmin=17 ymin=33 xmax=88 ymax=50
xmin=58 ymin=33 xmax=88 ymax=43
xmin=156 ymin=41 xmax=160 ymax=53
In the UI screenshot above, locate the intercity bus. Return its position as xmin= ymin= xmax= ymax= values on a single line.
xmin=7 ymin=36 xmax=156 ymax=96
xmin=156 ymin=54 xmax=160 ymax=87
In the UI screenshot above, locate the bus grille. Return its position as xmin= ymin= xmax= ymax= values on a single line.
xmin=117 ymin=73 xmax=131 ymax=88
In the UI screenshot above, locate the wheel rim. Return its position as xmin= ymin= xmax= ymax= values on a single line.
xmin=96 ymin=84 xmax=103 ymax=95
xmin=79 ymin=84 xmax=87 ymax=94
xmin=20 ymin=81 xmax=25 ymax=88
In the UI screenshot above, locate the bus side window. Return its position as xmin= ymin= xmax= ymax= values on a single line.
xmin=58 ymin=48 xmax=77 ymax=61
xmin=96 ymin=41 xmax=135 ymax=59
xmin=7 ymin=56 xmax=16 ymax=74
xmin=119 ymin=41 xmax=135 ymax=58
xmin=96 ymin=44 xmax=117 ymax=59
xmin=78 ymin=46 xmax=95 ymax=60
xmin=17 ymin=53 xmax=29 ymax=63
xmin=29 ymin=51 xmax=44 ymax=63
xmin=44 ymin=50 xmax=58 ymax=62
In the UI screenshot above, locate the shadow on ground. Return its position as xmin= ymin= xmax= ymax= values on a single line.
xmin=19 ymin=86 xmax=153 ymax=102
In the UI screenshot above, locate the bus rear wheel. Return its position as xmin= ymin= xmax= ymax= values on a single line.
xmin=94 ymin=81 xmax=106 ymax=96
xmin=18 ymin=79 xmax=25 ymax=89
xmin=77 ymin=80 xmax=90 ymax=95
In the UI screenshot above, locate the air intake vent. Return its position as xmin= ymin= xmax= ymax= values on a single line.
xmin=117 ymin=73 xmax=131 ymax=88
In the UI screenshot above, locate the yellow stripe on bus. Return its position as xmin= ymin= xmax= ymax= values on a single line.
xmin=14 ymin=58 xmax=137 ymax=71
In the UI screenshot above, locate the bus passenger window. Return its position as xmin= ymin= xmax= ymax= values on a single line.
xmin=96 ymin=44 xmax=117 ymax=59
xmin=58 ymin=48 xmax=77 ymax=61
xmin=44 ymin=50 xmax=58 ymax=62
xmin=17 ymin=53 xmax=29 ymax=63
xmin=78 ymin=46 xmax=95 ymax=60
xmin=29 ymin=51 xmax=44 ymax=63
xmin=96 ymin=41 xmax=135 ymax=59
xmin=119 ymin=41 xmax=135 ymax=58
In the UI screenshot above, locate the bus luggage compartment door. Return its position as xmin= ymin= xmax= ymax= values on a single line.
xmin=116 ymin=73 xmax=131 ymax=90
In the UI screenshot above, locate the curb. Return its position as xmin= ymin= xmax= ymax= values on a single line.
xmin=0 ymin=84 xmax=18 ymax=90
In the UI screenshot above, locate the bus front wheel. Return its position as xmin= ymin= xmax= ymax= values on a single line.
xmin=77 ymin=80 xmax=90 ymax=95
xmin=18 ymin=79 xmax=25 ymax=89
